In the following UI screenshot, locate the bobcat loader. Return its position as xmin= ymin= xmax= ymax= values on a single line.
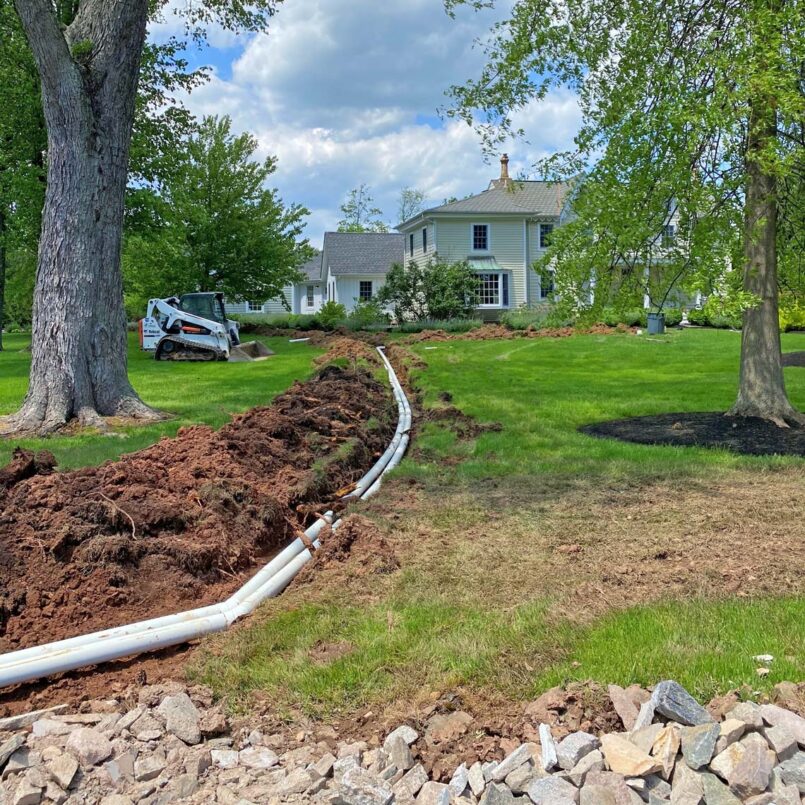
xmin=139 ymin=293 xmax=273 ymax=362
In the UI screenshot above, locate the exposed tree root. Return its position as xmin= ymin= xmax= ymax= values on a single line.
xmin=726 ymin=400 xmax=805 ymax=429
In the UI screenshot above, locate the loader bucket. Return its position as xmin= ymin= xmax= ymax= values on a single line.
xmin=229 ymin=341 xmax=275 ymax=362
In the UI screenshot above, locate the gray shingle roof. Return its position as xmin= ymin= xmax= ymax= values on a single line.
xmin=404 ymin=180 xmax=571 ymax=224
xmin=298 ymin=252 xmax=323 ymax=281
xmin=323 ymin=232 xmax=405 ymax=276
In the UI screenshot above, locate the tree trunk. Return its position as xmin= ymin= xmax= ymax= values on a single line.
xmin=0 ymin=209 xmax=6 ymax=352
xmin=728 ymin=86 xmax=803 ymax=426
xmin=3 ymin=0 xmax=161 ymax=434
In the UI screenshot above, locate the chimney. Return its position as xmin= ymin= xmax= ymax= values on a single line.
xmin=500 ymin=153 xmax=510 ymax=181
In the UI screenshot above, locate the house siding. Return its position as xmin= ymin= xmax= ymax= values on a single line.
xmin=332 ymin=274 xmax=387 ymax=313
xmin=405 ymin=222 xmax=435 ymax=266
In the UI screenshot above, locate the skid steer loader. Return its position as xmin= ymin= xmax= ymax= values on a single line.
xmin=139 ymin=293 xmax=274 ymax=362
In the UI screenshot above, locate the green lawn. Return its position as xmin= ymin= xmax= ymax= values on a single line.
xmin=0 ymin=332 xmax=323 ymax=469
xmin=191 ymin=328 xmax=805 ymax=716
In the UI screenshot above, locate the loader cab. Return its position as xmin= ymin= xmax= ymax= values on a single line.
xmin=179 ymin=293 xmax=228 ymax=325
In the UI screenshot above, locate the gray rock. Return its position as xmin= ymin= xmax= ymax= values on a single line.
xmin=156 ymin=693 xmax=201 ymax=746
xmin=65 ymin=728 xmax=113 ymax=767
xmin=416 ymin=780 xmax=450 ymax=805
xmin=0 ymin=735 xmax=26 ymax=772
xmin=760 ymin=704 xmax=805 ymax=746
xmin=769 ymin=767 xmax=802 ymax=804
xmin=387 ymin=735 xmax=414 ymax=772
xmin=449 ymin=763 xmax=469 ymax=796
xmin=31 ymin=719 xmax=73 ymax=738
xmin=764 ymin=724 xmax=798 ymax=761
xmin=339 ymin=766 xmax=394 ymax=805
xmin=580 ymin=784 xmax=617 ymax=805
xmin=172 ymin=773 xmax=199 ymax=799
xmin=681 ymin=722 xmax=720 ymax=769
xmin=238 ymin=746 xmax=279 ymax=770
xmin=468 ymin=761 xmax=486 ymax=796
xmin=670 ymin=762 xmax=703 ymax=805
xmin=383 ymin=725 xmax=418 ymax=752
xmin=105 ymin=748 xmax=137 ymax=784
xmin=651 ymin=681 xmax=713 ymax=727
xmin=0 ymin=706 xmax=68 ymax=733
xmin=632 ymin=700 xmax=656 ymax=731
xmin=210 ymin=749 xmax=240 ymax=769
xmin=492 ymin=743 xmax=534 ymax=782
xmin=526 ymin=775 xmax=579 ymax=804
xmin=479 ymin=782 xmax=515 ymax=805
xmin=274 ymin=767 xmax=313 ymax=796
xmin=11 ymin=774 xmax=43 ymax=805
xmin=504 ymin=761 xmax=540 ymax=794
xmin=557 ymin=732 xmax=600 ymax=770
xmin=393 ymin=764 xmax=429 ymax=800
xmin=643 ymin=774 xmax=671 ymax=799
xmin=311 ymin=752 xmax=336 ymax=780
xmin=629 ymin=723 xmax=663 ymax=754
xmin=700 ymin=772 xmax=741 ymax=805
xmin=46 ymin=752 xmax=78 ymax=789
xmin=538 ymin=724 xmax=558 ymax=771
xmin=716 ymin=739 xmax=774 ymax=798
xmin=134 ymin=750 xmax=166 ymax=782
xmin=567 ymin=749 xmax=604 ymax=787
xmin=777 ymin=751 xmax=805 ymax=792
xmin=727 ymin=702 xmax=763 ymax=730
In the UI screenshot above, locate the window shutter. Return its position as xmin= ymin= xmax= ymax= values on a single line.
xmin=502 ymin=274 xmax=509 ymax=307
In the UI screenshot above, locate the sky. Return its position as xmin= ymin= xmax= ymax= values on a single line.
xmin=150 ymin=1 xmax=582 ymax=249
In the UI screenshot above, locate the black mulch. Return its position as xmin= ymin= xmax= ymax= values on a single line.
xmin=783 ymin=351 xmax=805 ymax=368
xmin=582 ymin=412 xmax=805 ymax=456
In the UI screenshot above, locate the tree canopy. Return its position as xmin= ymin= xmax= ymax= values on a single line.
xmin=124 ymin=115 xmax=311 ymax=316
xmin=337 ymin=184 xmax=389 ymax=232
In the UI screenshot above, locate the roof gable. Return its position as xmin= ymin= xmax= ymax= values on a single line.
xmin=323 ymin=232 xmax=405 ymax=276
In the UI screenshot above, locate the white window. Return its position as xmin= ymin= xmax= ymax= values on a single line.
xmin=359 ymin=280 xmax=373 ymax=301
xmin=476 ymin=273 xmax=509 ymax=307
xmin=247 ymin=301 xmax=262 ymax=312
xmin=540 ymin=270 xmax=555 ymax=300
xmin=539 ymin=223 xmax=554 ymax=249
xmin=472 ymin=224 xmax=489 ymax=251
xmin=661 ymin=224 xmax=676 ymax=247
xmin=306 ymin=285 xmax=315 ymax=307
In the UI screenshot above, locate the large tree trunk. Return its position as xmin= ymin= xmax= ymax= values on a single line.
xmin=3 ymin=0 xmax=161 ymax=434
xmin=728 ymin=93 xmax=803 ymax=426
xmin=0 ymin=209 xmax=6 ymax=352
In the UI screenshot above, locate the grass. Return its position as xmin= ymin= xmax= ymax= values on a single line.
xmin=189 ymin=327 xmax=804 ymax=717
xmin=0 ymin=332 xmax=323 ymax=469
xmin=405 ymin=328 xmax=805 ymax=484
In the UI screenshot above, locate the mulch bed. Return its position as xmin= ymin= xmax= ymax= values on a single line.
xmin=0 ymin=365 xmax=395 ymax=654
xmin=783 ymin=351 xmax=805 ymax=367
xmin=582 ymin=411 xmax=805 ymax=456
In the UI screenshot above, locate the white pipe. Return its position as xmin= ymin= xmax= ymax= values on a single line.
xmin=0 ymin=347 xmax=410 ymax=688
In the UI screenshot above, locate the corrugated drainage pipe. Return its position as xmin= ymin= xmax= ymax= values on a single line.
xmin=0 ymin=346 xmax=410 ymax=688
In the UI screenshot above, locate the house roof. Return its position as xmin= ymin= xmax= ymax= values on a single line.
xmin=323 ymin=232 xmax=405 ymax=276
xmin=398 ymin=179 xmax=573 ymax=230
xmin=298 ymin=252 xmax=323 ymax=281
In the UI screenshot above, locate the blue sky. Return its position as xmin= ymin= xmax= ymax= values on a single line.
xmin=150 ymin=1 xmax=581 ymax=248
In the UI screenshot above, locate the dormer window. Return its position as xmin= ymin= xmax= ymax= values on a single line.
xmin=472 ymin=224 xmax=489 ymax=251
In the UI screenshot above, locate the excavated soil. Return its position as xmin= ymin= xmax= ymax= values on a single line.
xmin=401 ymin=323 xmax=624 ymax=344
xmin=583 ymin=412 xmax=805 ymax=456
xmin=0 ymin=365 xmax=395 ymax=654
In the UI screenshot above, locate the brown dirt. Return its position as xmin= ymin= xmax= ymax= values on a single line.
xmin=584 ymin=412 xmax=805 ymax=456
xmin=400 ymin=323 xmax=625 ymax=344
xmin=423 ymin=406 xmax=503 ymax=439
xmin=0 ymin=365 xmax=395 ymax=655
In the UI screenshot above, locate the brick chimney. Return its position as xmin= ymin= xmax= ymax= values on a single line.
xmin=489 ymin=153 xmax=513 ymax=189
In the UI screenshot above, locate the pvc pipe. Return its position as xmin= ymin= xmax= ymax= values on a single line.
xmin=0 ymin=347 xmax=410 ymax=688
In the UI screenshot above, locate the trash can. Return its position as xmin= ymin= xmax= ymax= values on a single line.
xmin=647 ymin=313 xmax=665 ymax=335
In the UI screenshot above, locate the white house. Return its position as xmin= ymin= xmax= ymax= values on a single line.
xmin=228 ymin=231 xmax=404 ymax=316
xmin=396 ymin=155 xmax=573 ymax=318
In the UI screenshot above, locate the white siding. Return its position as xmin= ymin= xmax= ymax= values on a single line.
xmin=333 ymin=274 xmax=387 ymax=313
xmin=262 ymin=286 xmax=294 ymax=314
xmin=404 ymin=222 xmax=435 ymax=267
xmin=294 ymin=282 xmax=324 ymax=314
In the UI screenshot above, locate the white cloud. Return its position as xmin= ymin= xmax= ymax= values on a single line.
xmin=149 ymin=0 xmax=582 ymax=247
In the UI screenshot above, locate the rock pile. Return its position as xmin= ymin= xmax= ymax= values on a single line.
xmin=0 ymin=679 xmax=802 ymax=804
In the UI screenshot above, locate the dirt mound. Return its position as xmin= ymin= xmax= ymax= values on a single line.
xmin=314 ymin=337 xmax=381 ymax=367
xmin=783 ymin=351 xmax=805 ymax=367
xmin=583 ymin=411 xmax=805 ymax=456
xmin=293 ymin=515 xmax=399 ymax=588
xmin=0 ymin=366 xmax=395 ymax=653
xmin=424 ymin=407 xmax=503 ymax=439
xmin=400 ymin=323 xmax=624 ymax=344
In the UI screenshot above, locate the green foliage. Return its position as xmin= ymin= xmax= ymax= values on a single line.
xmin=123 ymin=116 xmax=311 ymax=314
xmin=318 ymin=301 xmax=348 ymax=328
xmin=337 ymin=184 xmax=388 ymax=233
xmin=346 ymin=299 xmax=390 ymax=330
xmin=779 ymin=296 xmax=805 ymax=332
xmin=500 ymin=306 xmax=549 ymax=331
xmin=397 ymin=187 xmax=426 ymax=225
xmin=376 ymin=259 xmax=480 ymax=321
xmin=69 ymin=39 xmax=93 ymax=62
xmin=397 ymin=318 xmax=484 ymax=333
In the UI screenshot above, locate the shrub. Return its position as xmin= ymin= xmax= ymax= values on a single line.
xmin=779 ymin=297 xmax=805 ymax=332
xmin=345 ymin=299 xmax=390 ymax=331
xmin=662 ymin=307 xmax=683 ymax=327
xmin=318 ymin=301 xmax=348 ymax=329
xmin=397 ymin=318 xmax=484 ymax=333
xmin=686 ymin=307 xmax=708 ymax=326
xmin=377 ymin=259 xmax=480 ymax=321
xmin=501 ymin=306 xmax=549 ymax=331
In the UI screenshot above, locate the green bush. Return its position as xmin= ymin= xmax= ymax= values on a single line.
xmin=398 ymin=318 xmax=484 ymax=333
xmin=345 ymin=299 xmax=390 ymax=331
xmin=501 ymin=306 xmax=549 ymax=331
xmin=318 ymin=301 xmax=348 ymax=329
xmin=686 ymin=307 xmax=708 ymax=326
xmin=662 ymin=307 xmax=683 ymax=327
xmin=779 ymin=298 xmax=805 ymax=332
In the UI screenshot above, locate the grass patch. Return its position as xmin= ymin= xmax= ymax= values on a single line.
xmin=536 ymin=597 xmax=805 ymax=702
xmin=0 ymin=332 xmax=323 ymax=469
